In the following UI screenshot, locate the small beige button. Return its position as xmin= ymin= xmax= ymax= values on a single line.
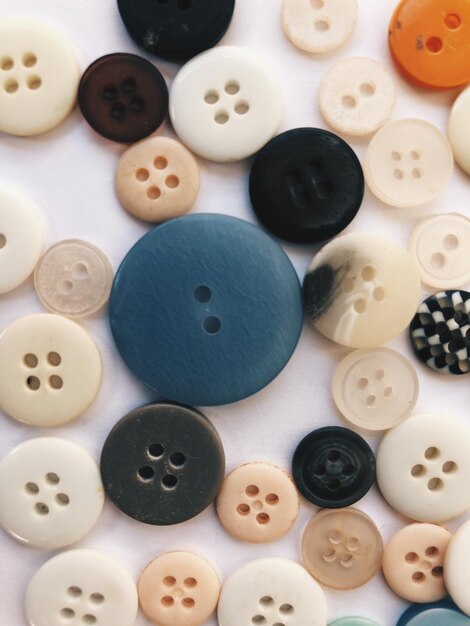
xmin=138 ymin=551 xmax=220 ymax=626
xmin=302 ymin=508 xmax=384 ymax=590
xmin=115 ymin=137 xmax=200 ymax=223
xmin=216 ymin=462 xmax=299 ymax=543
xmin=382 ymin=523 xmax=451 ymax=603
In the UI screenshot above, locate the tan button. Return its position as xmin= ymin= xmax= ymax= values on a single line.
xmin=138 ymin=551 xmax=220 ymax=626
xmin=216 ymin=462 xmax=300 ymax=543
xmin=382 ymin=523 xmax=451 ymax=603
xmin=302 ymin=508 xmax=384 ymax=590
xmin=115 ymin=136 xmax=200 ymax=223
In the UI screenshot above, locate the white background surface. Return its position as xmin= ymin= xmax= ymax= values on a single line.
xmin=1 ymin=0 xmax=470 ymax=624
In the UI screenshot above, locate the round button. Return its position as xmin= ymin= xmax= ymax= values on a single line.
xmin=78 ymin=53 xmax=168 ymax=143
xmin=445 ymin=520 xmax=470 ymax=616
xmin=25 ymin=549 xmax=138 ymax=626
xmin=138 ymin=551 xmax=220 ymax=626
xmin=377 ymin=413 xmax=470 ymax=522
xmin=332 ymin=347 xmax=419 ymax=431
xmin=249 ymin=128 xmax=364 ymax=244
xmin=34 ymin=240 xmax=113 ymax=318
xmin=364 ymin=119 xmax=453 ymax=208
xmin=293 ymin=427 xmax=375 ymax=509
xmin=397 ymin=601 xmax=470 ymax=626
xmin=100 ymin=402 xmax=225 ymax=525
xmin=0 ymin=314 xmax=102 ymax=426
xmin=217 ymin=558 xmax=327 ymax=626
xmin=170 ymin=47 xmax=282 ymax=163
xmin=303 ymin=232 xmax=421 ymax=348
xmin=302 ymin=508 xmax=383 ymax=590
xmin=329 ymin=620 xmax=379 ymax=626
xmin=216 ymin=462 xmax=299 ymax=544
xmin=0 ymin=17 xmax=80 ymax=136
xmin=319 ymin=57 xmax=395 ymax=137
xmin=0 ymin=437 xmax=104 ymax=549
xmin=115 ymin=136 xmax=200 ymax=223
xmin=109 ymin=214 xmax=302 ymax=406
xmin=449 ymin=85 xmax=470 ymax=175
xmin=0 ymin=186 xmax=42 ymax=294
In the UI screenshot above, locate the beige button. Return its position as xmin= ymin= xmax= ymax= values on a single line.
xmin=445 ymin=519 xmax=470 ymax=616
xmin=382 ymin=523 xmax=451 ymax=603
xmin=448 ymin=84 xmax=470 ymax=176
xmin=138 ymin=551 xmax=220 ymax=626
xmin=115 ymin=137 xmax=200 ymax=223
xmin=216 ymin=462 xmax=299 ymax=543
xmin=302 ymin=508 xmax=384 ymax=590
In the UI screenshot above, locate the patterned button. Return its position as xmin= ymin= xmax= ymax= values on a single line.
xmin=445 ymin=519 xmax=470 ymax=617
xmin=397 ymin=600 xmax=470 ymax=626
xmin=449 ymin=85 xmax=470 ymax=175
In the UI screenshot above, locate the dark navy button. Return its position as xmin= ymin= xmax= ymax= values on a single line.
xmin=292 ymin=426 xmax=375 ymax=508
xmin=249 ymin=128 xmax=364 ymax=244
xmin=100 ymin=402 xmax=225 ymax=525
xmin=109 ymin=214 xmax=303 ymax=406
xmin=396 ymin=601 xmax=470 ymax=626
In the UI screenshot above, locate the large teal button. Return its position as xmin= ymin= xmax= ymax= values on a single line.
xmin=397 ymin=601 xmax=470 ymax=626
xmin=329 ymin=619 xmax=379 ymax=626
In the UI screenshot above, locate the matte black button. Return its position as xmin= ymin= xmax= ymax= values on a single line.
xmin=249 ymin=128 xmax=364 ymax=244
xmin=292 ymin=426 xmax=375 ymax=508
xmin=100 ymin=402 xmax=225 ymax=525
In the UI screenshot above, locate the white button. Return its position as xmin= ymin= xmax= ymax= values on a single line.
xmin=444 ymin=519 xmax=470 ymax=617
xmin=364 ymin=119 xmax=454 ymax=207
xmin=217 ymin=558 xmax=327 ymax=626
xmin=0 ymin=314 xmax=102 ymax=426
xmin=319 ymin=57 xmax=395 ymax=136
xmin=25 ymin=549 xmax=138 ymax=626
xmin=448 ymin=84 xmax=470 ymax=175
xmin=377 ymin=413 xmax=470 ymax=522
xmin=0 ymin=437 xmax=104 ymax=549
xmin=0 ymin=186 xmax=43 ymax=294
xmin=0 ymin=17 xmax=80 ymax=136
xmin=170 ymin=46 xmax=282 ymax=163
xmin=332 ymin=347 xmax=419 ymax=431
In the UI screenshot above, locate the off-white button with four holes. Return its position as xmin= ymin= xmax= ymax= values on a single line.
xmin=445 ymin=519 xmax=470 ymax=617
xmin=448 ymin=84 xmax=470 ymax=176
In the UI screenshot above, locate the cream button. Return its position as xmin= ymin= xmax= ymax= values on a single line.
xmin=448 ymin=84 xmax=470 ymax=175
xmin=0 ymin=437 xmax=104 ymax=549
xmin=377 ymin=413 xmax=470 ymax=522
xmin=445 ymin=519 xmax=470 ymax=617
xmin=364 ymin=119 xmax=453 ymax=207
xmin=0 ymin=313 xmax=102 ymax=426
xmin=138 ymin=551 xmax=220 ymax=626
xmin=217 ymin=558 xmax=327 ymax=626
xmin=115 ymin=137 xmax=200 ymax=223
xmin=0 ymin=17 xmax=80 ymax=136
xmin=25 ymin=549 xmax=138 ymax=626
xmin=216 ymin=462 xmax=299 ymax=543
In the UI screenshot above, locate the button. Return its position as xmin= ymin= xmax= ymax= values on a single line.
xmin=170 ymin=47 xmax=283 ymax=163
xmin=78 ymin=53 xmax=168 ymax=143
xmin=377 ymin=412 xmax=470 ymax=522
xmin=117 ymin=0 xmax=235 ymax=62
xmin=332 ymin=347 xmax=419 ymax=431
xmin=409 ymin=291 xmax=470 ymax=375
xmin=115 ymin=136 xmax=200 ymax=223
xmin=34 ymin=240 xmax=113 ymax=318
xmin=292 ymin=426 xmax=375 ymax=508
xmin=0 ymin=437 xmax=104 ymax=549
xmin=249 ymin=128 xmax=364 ymax=244
xmin=364 ymin=119 xmax=453 ymax=208
xmin=109 ymin=214 xmax=302 ymax=406
xmin=329 ymin=620 xmax=379 ymax=626
xmin=0 ymin=17 xmax=80 ymax=136
xmin=449 ymin=85 xmax=470 ymax=175
xmin=0 ymin=186 xmax=42 ymax=294
xmin=303 ymin=232 xmax=421 ymax=348
xmin=25 ymin=549 xmax=138 ymax=626
xmin=138 ymin=551 xmax=220 ymax=626
xmin=216 ymin=462 xmax=299 ymax=543
xmin=302 ymin=508 xmax=383 ymax=590
xmin=397 ymin=601 xmax=470 ymax=626
xmin=319 ymin=57 xmax=395 ymax=136
xmin=217 ymin=558 xmax=327 ymax=626
xmin=281 ymin=0 xmax=357 ymax=54
xmin=445 ymin=520 xmax=470 ymax=616
xmin=383 ymin=523 xmax=451 ymax=603
xmin=100 ymin=402 xmax=225 ymax=525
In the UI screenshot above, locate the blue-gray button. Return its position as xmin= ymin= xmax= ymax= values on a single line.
xmin=329 ymin=619 xmax=379 ymax=626
xmin=397 ymin=601 xmax=470 ymax=626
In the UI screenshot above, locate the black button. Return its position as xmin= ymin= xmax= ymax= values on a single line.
xmin=249 ymin=128 xmax=364 ymax=244
xmin=292 ymin=426 xmax=375 ymax=508
xmin=117 ymin=0 xmax=236 ymax=61
xmin=100 ymin=402 xmax=225 ymax=525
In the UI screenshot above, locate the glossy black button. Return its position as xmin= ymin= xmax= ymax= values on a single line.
xmin=100 ymin=402 xmax=225 ymax=525
xmin=117 ymin=0 xmax=236 ymax=62
xmin=292 ymin=426 xmax=375 ymax=508
xmin=78 ymin=53 xmax=168 ymax=143
xmin=249 ymin=128 xmax=364 ymax=244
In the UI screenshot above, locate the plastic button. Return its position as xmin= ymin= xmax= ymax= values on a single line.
xmin=329 ymin=620 xmax=379 ymax=626
xmin=396 ymin=601 xmax=470 ymax=626
xmin=449 ymin=85 xmax=470 ymax=175
xmin=445 ymin=520 xmax=470 ymax=617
